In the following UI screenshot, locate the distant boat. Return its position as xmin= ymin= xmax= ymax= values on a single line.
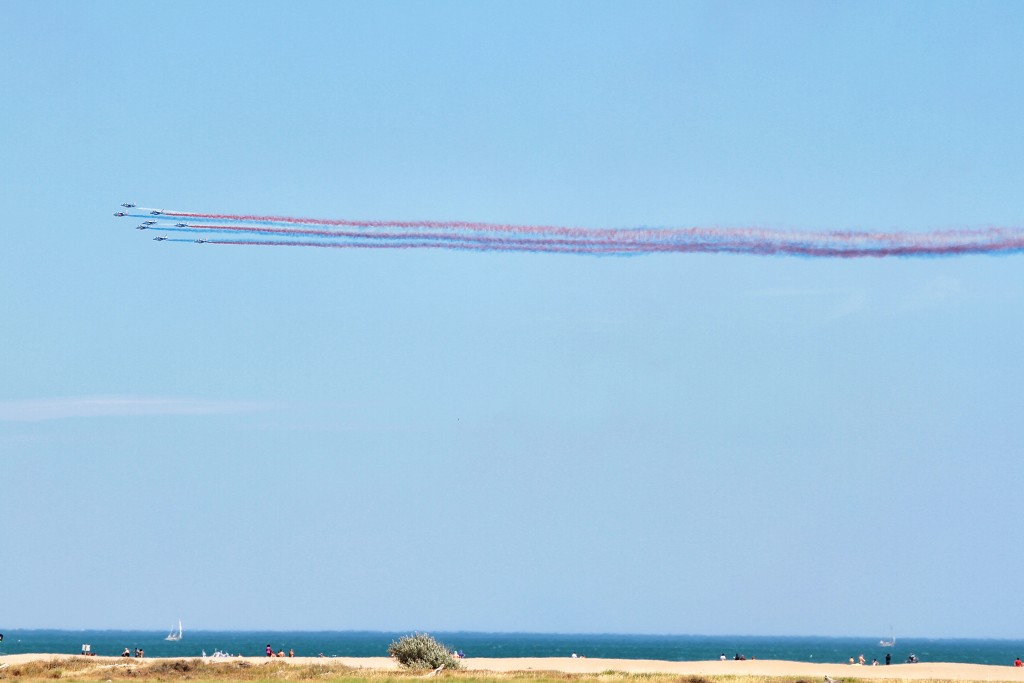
xmin=166 ymin=620 xmax=183 ymax=641
xmin=879 ymin=627 xmax=895 ymax=647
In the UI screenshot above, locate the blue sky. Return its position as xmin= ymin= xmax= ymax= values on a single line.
xmin=2 ymin=1 xmax=1023 ymax=638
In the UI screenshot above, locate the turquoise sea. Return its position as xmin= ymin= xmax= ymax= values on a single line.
xmin=1 ymin=631 xmax=1023 ymax=666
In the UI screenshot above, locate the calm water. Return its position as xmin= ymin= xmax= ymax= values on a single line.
xmin=1 ymin=631 xmax=1022 ymax=666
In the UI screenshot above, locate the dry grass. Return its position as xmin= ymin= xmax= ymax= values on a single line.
xmin=0 ymin=659 xmax=356 ymax=682
xmin=0 ymin=660 xmax=994 ymax=683
xmin=0 ymin=661 xmax=733 ymax=683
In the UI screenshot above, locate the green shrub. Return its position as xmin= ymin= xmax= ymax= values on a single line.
xmin=387 ymin=632 xmax=461 ymax=670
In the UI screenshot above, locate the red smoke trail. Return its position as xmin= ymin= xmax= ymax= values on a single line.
xmin=204 ymin=236 xmax=1024 ymax=257
xmin=164 ymin=210 xmax=1024 ymax=248
xmin=143 ymin=207 xmax=1024 ymax=257
xmin=166 ymin=211 xmax=725 ymax=241
xmin=188 ymin=224 xmax=731 ymax=250
xmin=206 ymin=239 xmax=719 ymax=254
xmin=184 ymin=224 xmax=1024 ymax=256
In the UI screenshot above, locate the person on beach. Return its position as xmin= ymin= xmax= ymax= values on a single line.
xmin=885 ymin=653 xmax=891 ymax=665
xmin=859 ymin=654 xmax=866 ymax=665
xmin=121 ymin=648 xmax=130 ymax=657
xmin=289 ymin=649 xmax=294 ymax=658
xmin=266 ymin=644 xmax=273 ymax=657
xmin=1014 ymin=657 xmax=1022 ymax=667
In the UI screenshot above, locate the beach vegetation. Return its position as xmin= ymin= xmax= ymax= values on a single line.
xmin=387 ymin=633 xmax=461 ymax=671
xmin=0 ymin=660 xmax=1010 ymax=683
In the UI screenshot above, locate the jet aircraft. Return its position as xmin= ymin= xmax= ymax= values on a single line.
xmin=142 ymin=220 xmax=156 ymax=225
xmin=136 ymin=225 xmax=148 ymax=230
xmin=153 ymin=236 xmax=168 ymax=241
xmin=194 ymin=239 xmax=209 ymax=244
xmin=121 ymin=203 xmax=136 ymax=208
xmin=149 ymin=210 xmax=162 ymax=216
xmin=113 ymin=212 xmax=127 ymax=217
xmin=175 ymin=223 xmax=189 ymax=227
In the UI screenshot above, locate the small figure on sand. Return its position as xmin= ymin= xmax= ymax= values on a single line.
xmin=1014 ymin=657 xmax=1022 ymax=667
xmin=266 ymin=644 xmax=273 ymax=657
xmin=121 ymin=648 xmax=131 ymax=658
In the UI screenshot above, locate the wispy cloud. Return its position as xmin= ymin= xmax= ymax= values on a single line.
xmin=897 ymin=275 xmax=963 ymax=311
xmin=0 ymin=396 xmax=269 ymax=422
xmin=744 ymin=286 xmax=838 ymax=298
xmin=825 ymin=289 xmax=869 ymax=320
xmin=743 ymin=286 xmax=870 ymax=320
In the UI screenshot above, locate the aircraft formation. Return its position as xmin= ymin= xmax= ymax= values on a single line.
xmin=114 ymin=203 xmax=1024 ymax=258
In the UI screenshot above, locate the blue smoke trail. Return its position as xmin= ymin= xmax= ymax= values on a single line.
xmin=121 ymin=207 xmax=1024 ymax=258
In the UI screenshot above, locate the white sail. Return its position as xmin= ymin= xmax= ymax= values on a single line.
xmin=166 ymin=620 xmax=183 ymax=641
xmin=879 ymin=627 xmax=895 ymax=647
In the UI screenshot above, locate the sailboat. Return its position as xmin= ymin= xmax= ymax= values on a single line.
xmin=879 ymin=627 xmax=895 ymax=648
xmin=165 ymin=620 xmax=183 ymax=641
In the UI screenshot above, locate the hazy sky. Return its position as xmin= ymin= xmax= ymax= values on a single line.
xmin=3 ymin=1 xmax=1023 ymax=638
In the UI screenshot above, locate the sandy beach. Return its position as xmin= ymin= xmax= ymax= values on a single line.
xmin=4 ymin=655 xmax=1024 ymax=681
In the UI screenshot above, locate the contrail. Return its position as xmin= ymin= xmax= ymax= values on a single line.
xmin=121 ymin=207 xmax=1024 ymax=257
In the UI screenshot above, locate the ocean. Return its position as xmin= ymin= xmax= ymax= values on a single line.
xmin=1 ymin=631 xmax=1023 ymax=666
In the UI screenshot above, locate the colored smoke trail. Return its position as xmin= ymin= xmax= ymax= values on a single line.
xmin=124 ymin=207 xmax=1024 ymax=258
